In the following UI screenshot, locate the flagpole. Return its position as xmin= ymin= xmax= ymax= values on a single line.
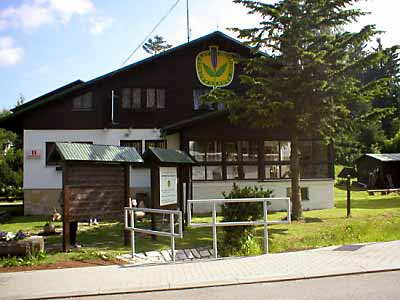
xmin=186 ymin=0 xmax=190 ymax=42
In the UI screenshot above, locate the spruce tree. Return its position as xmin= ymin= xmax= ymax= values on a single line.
xmin=204 ymin=0 xmax=396 ymax=219
xmin=142 ymin=35 xmax=172 ymax=55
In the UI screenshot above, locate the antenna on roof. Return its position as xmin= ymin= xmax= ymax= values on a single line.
xmin=120 ymin=0 xmax=181 ymax=67
xmin=186 ymin=0 xmax=190 ymax=42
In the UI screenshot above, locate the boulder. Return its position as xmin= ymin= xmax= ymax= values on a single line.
xmin=0 ymin=236 xmax=44 ymax=257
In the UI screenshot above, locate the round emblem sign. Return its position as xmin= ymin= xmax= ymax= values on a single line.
xmin=196 ymin=45 xmax=235 ymax=88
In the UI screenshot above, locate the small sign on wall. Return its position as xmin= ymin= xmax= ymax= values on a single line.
xmin=159 ymin=167 xmax=178 ymax=206
xmin=27 ymin=149 xmax=41 ymax=159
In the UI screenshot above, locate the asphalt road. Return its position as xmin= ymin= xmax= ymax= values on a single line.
xmin=63 ymin=270 xmax=400 ymax=300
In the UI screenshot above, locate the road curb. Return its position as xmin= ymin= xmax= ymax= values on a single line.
xmin=21 ymin=267 xmax=400 ymax=300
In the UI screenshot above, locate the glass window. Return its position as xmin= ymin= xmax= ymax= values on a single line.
xmin=206 ymin=141 xmax=222 ymax=162
xmin=46 ymin=142 xmax=58 ymax=165
xmin=145 ymin=140 xmax=166 ymax=150
xmin=193 ymin=89 xmax=212 ymax=110
xmin=132 ymin=88 xmax=142 ymax=109
xmin=281 ymin=164 xmax=291 ymax=178
xmin=72 ymin=92 xmax=92 ymax=110
xmin=226 ymin=141 xmax=239 ymax=162
xmin=120 ymin=140 xmax=142 ymax=154
xmin=226 ymin=141 xmax=257 ymax=162
xmin=122 ymin=88 xmax=131 ymax=109
xmin=241 ymin=141 xmax=258 ymax=162
xmin=82 ymin=93 xmax=92 ymax=109
xmin=192 ymin=166 xmax=206 ymax=180
xmin=312 ymin=141 xmax=328 ymax=161
xmin=226 ymin=165 xmax=258 ymax=180
xmin=121 ymin=88 xmax=141 ymax=110
xmin=280 ymin=141 xmax=291 ymax=161
xmin=264 ymin=141 xmax=279 ymax=161
xmin=265 ymin=165 xmax=280 ymax=179
xmin=243 ymin=165 xmax=258 ymax=179
xmin=314 ymin=163 xmax=330 ymax=178
xmin=300 ymin=163 xmax=329 ymax=178
xmin=145 ymin=88 xmax=165 ymax=109
xmin=300 ymin=141 xmax=312 ymax=161
xmin=146 ymin=88 xmax=156 ymax=108
xmin=189 ymin=141 xmax=206 ymax=162
xmin=207 ymin=166 xmax=223 ymax=180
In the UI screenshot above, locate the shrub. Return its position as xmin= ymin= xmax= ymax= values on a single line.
xmin=219 ymin=183 xmax=272 ymax=256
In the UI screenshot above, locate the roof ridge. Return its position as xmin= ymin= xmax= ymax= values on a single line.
xmin=4 ymin=31 xmax=248 ymax=120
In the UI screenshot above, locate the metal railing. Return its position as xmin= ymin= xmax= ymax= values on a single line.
xmin=187 ymin=197 xmax=291 ymax=258
xmin=124 ymin=207 xmax=183 ymax=261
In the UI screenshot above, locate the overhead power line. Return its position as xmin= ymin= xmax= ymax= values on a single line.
xmin=120 ymin=0 xmax=181 ymax=67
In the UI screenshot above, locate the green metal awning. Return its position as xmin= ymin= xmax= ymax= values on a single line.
xmin=53 ymin=142 xmax=144 ymax=163
xmin=143 ymin=147 xmax=195 ymax=165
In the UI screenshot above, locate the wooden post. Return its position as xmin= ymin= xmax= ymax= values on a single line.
xmin=347 ymin=175 xmax=351 ymax=218
xmin=124 ymin=164 xmax=131 ymax=246
xmin=62 ymin=163 xmax=70 ymax=252
xmin=150 ymin=166 xmax=158 ymax=240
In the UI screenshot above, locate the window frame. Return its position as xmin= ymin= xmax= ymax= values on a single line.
xmin=145 ymin=140 xmax=167 ymax=151
xmin=72 ymin=92 xmax=93 ymax=111
xmin=121 ymin=88 xmax=166 ymax=111
xmin=146 ymin=88 xmax=166 ymax=110
xmin=188 ymin=138 xmax=331 ymax=182
xmin=120 ymin=140 xmax=143 ymax=154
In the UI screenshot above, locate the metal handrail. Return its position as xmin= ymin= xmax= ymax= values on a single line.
xmin=124 ymin=207 xmax=183 ymax=261
xmin=187 ymin=197 xmax=291 ymax=258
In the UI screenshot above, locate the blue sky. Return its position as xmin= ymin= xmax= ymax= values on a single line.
xmin=0 ymin=0 xmax=399 ymax=110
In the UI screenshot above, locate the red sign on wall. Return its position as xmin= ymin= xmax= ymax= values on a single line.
xmin=27 ymin=149 xmax=41 ymax=159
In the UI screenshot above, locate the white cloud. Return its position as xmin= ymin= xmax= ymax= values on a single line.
xmin=49 ymin=0 xmax=94 ymax=24
xmin=0 ymin=2 xmax=54 ymax=31
xmin=0 ymin=0 xmax=110 ymax=34
xmin=0 ymin=36 xmax=23 ymax=66
xmin=89 ymin=16 xmax=113 ymax=35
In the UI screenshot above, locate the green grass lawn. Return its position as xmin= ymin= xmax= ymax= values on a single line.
xmin=1 ymin=167 xmax=400 ymax=267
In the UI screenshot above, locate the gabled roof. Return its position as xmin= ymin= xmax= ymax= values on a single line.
xmin=143 ymin=147 xmax=195 ymax=165
xmin=11 ymin=80 xmax=84 ymax=113
xmin=337 ymin=167 xmax=357 ymax=178
xmin=358 ymin=153 xmax=400 ymax=162
xmin=2 ymin=31 xmax=249 ymax=122
xmin=52 ymin=142 xmax=144 ymax=163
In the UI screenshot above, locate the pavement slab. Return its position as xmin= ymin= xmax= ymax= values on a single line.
xmin=1 ymin=241 xmax=400 ymax=300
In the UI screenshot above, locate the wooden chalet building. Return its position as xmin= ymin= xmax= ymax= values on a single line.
xmin=0 ymin=31 xmax=335 ymax=215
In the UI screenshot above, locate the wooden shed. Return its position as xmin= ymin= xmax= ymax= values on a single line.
xmin=49 ymin=142 xmax=144 ymax=251
xmin=355 ymin=153 xmax=400 ymax=188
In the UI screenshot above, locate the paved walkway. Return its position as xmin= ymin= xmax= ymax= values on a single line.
xmin=1 ymin=241 xmax=400 ymax=300
xmin=117 ymin=247 xmax=215 ymax=265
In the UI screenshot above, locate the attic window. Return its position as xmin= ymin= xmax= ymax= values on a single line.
xmin=193 ymin=89 xmax=224 ymax=111
xmin=122 ymin=88 xmax=141 ymax=110
xmin=73 ymin=92 xmax=93 ymax=110
xmin=146 ymin=88 xmax=165 ymax=109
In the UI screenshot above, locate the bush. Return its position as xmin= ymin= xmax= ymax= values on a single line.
xmin=219 ymin=183 xmax=272 ymax=256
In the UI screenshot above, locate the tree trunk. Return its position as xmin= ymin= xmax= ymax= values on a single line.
xmin=290 ymin=135 xmax=303 ymax=220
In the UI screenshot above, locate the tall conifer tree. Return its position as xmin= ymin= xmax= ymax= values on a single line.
xmin=204 ymin=0 xmax=395 ymax=219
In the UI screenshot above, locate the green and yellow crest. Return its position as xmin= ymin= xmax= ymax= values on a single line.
xmin=196 ymin=46 xmax=235 ymax=88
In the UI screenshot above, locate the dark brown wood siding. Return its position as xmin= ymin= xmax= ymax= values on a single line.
xmin=20 ymin=34 xmax=251 ymax=130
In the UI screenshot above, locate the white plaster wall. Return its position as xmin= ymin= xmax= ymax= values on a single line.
xmin=191 ymin=179 xmax=334 ymax=213
xmin=23 ymin=129 xmax=162 ymax=189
